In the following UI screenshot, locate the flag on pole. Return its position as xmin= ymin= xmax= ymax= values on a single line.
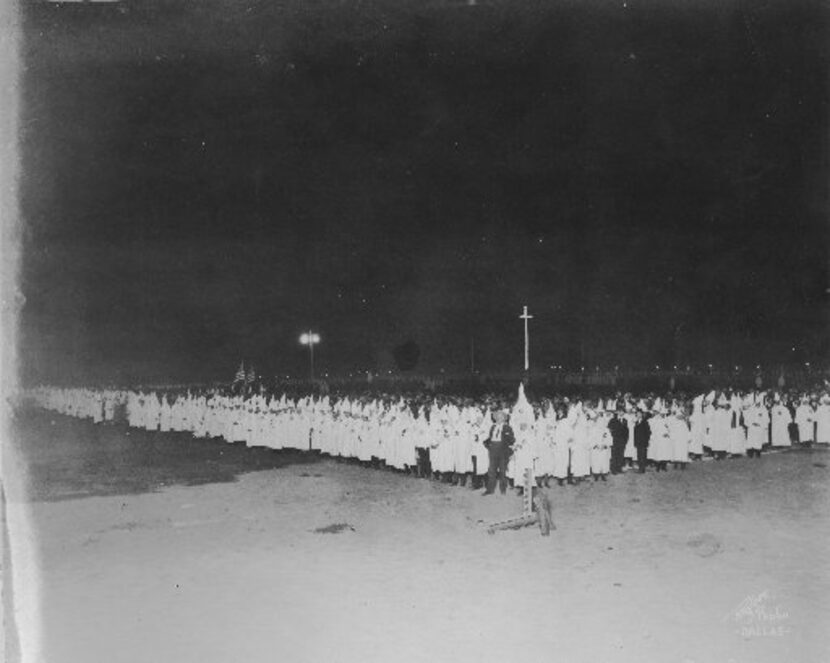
xmin=233 ymin=361 xmax=246 ymax=387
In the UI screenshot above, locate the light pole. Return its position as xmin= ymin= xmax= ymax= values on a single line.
xmin=299 ymin=331 xmax=321 ymax=381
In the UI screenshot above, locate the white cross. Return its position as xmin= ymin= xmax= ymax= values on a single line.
xmin=519 ymin=305 xmax=533 ymax=372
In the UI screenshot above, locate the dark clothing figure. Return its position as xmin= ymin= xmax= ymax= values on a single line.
xmin=608 ymin=415 xmax=629 ymax=474
xmin=484 ymin=421 xmax=515 ymax=494
xmin=415 ymin=447 xmax=431 ymax=478
xmin=633 ymin=417 xmax=651 ymax=473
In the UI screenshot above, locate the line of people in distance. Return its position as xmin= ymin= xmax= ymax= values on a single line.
xmin=25 ymin=381 xmax=830 ymax=496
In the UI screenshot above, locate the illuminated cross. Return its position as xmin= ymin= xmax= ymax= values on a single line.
xmin=519 ymin=306 xmax=533 ymax=372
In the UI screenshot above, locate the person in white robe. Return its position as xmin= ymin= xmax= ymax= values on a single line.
xmin=412 ymin=406 xmax=432 ymax=478
xmin=623 ymin=405 xmax=637 ymax=468
xmin=816 ymin=394 xmax=830 ymax=445
xmin=689 ymin=394 xmax=706 ymax=458
xmin=103 ymin=392 xmax=116 ymax=423
xmin=729 ymin=392 xmax=747 ymax=456
xmin=368 ymin=402 xmax=385 ymax=463
xmin=379 ymin=405 xmax=396 ymax=469
xmin=649 ymin=403 xmax=673 ymax=470
xmin=552 ymin=406 xmax=573 ymax=484
xmin=92 ymin=391 xmax=104 ymax=424
xmin=229 ymin=399 xmax=246 ymax=443
xmin=439 ymin=405 xmax=461 ymax=480
xmin=668 ymin=405 xmax=690 ymax=468
xmin=452 ymin=406 xmax=475 ymax=483
xmin=159 ymin=395 xmax=173 ymax=433
xmin=509 ymin=383 xmax=537 ymax=491
xmin=710 ymin=394 xmax=731 ymax=459
xmin=770 ymin=395 xmax=792 ymax=447
xmin=169 ymin=395 xmax=183 ymax=432
xmin=569 ymin=405 xmax=591 ymax=482
xmin=745 ymin=394 xmax=769 ymax=457
xmin=353 ymin=408 xmax=372 ymax=463
xmin=260 ymin=402 xmax=273 ymax=450
xmin=179 ymin=394 xmax=192 ymax=433
xmin=145 ymin=393 xmax=161 ymax=432
xmin=332 ymin=400 xmax=348 ymax=458
xmin=534 ymin=404 xmax=557 ymax=485
xmin=427 ymin=409 xmax=450 ymax=478
xmin=467 ymin=407 xmax=488 ymax=486
xmin=794 ymin=397 xmax=815 ymax=445
xmin=589 ymin=410 xmax=611 ymax=480
xmin=403 ymin=409 xmax=422 ymax=472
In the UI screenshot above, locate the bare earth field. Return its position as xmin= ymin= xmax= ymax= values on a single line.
xmin=4 ymin=409 xmax=830 ymax=663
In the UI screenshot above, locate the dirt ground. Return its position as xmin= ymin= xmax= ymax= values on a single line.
xmin=4 ymin=408 xmax=830 ymax=663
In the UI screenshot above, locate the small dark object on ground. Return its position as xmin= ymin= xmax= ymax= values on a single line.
xmin=313 ymin=523 xmax=355 ymax=534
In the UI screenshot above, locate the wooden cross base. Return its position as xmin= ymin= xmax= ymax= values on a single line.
xmin=486 ymin=512 xmax=538 ymax=534
xmin=484 ymin=468 xmax=555 ymax=536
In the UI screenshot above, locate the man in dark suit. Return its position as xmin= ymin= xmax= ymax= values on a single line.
xmin=483 ymin=409 xmax=515 ymax=495
xmin=608 ymin=407 xmax=629 ymax=474
xmin=633 ymin=409 xmax=651 ymax=473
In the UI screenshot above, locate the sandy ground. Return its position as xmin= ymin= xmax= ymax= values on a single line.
xmin=4 ymin=409 xmax=830 ymax=663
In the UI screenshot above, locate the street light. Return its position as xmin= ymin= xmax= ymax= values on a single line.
xmin=299 ymin=331 xmax=321 ymax=381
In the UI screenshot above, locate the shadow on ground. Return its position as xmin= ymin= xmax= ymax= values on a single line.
xmin=9 ymin=408 xmax=323 ymax=502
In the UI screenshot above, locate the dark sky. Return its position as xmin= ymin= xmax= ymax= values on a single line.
xmin=18 ymin=0 xmax=829 ymax=385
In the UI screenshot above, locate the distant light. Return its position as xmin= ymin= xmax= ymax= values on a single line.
xmin=299 ymin=332 xmax=321 ymax=345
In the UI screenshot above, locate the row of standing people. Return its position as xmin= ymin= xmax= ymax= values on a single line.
xmin=26 ymin=384 xmax=830 ymax=494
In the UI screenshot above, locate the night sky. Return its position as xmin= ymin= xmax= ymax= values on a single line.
xmin=18 ymin=0 xmax=829 ymax=385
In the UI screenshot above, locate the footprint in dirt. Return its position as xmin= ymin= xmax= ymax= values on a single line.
xmin=687 ymin=533 xmax=722 ymax=557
